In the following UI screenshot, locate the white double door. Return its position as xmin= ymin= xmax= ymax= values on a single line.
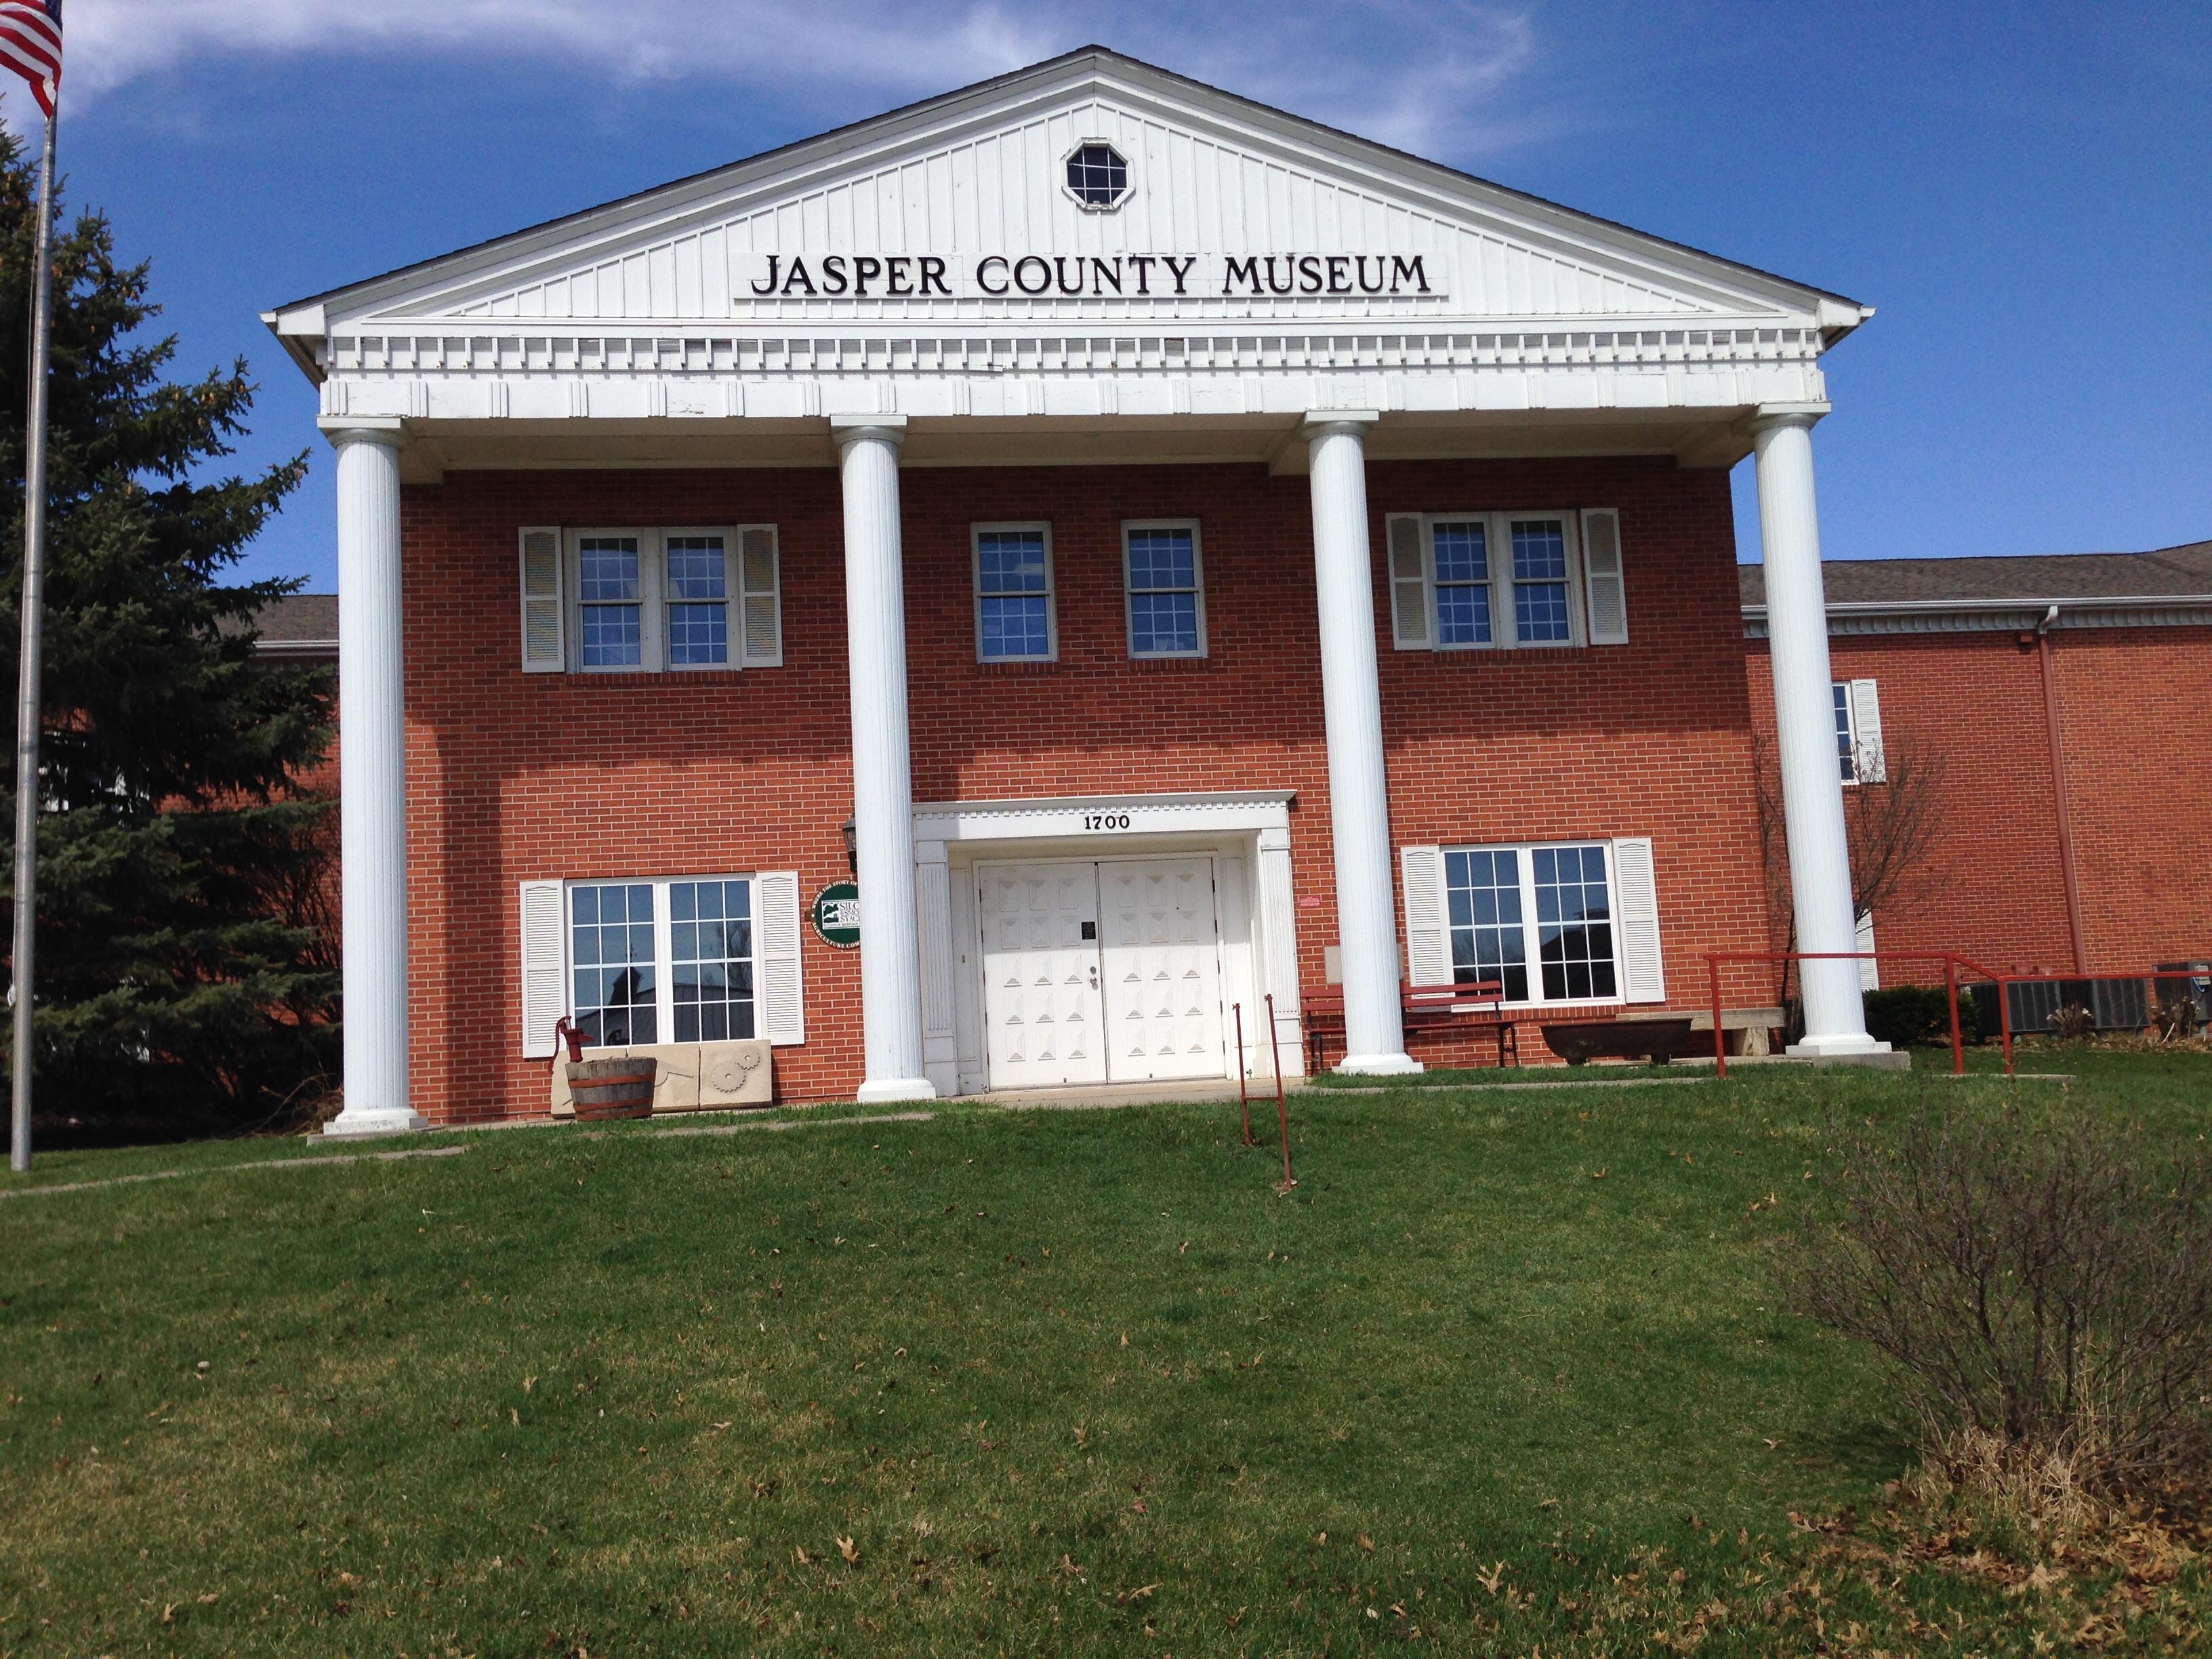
xmin=977 ymin=857 xmax=1226 ymax=1090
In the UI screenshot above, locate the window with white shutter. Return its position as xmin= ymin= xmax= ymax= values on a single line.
xmin=1847 ymin=680 xmax=1886 ymax=782
xmin=1399 ymin=845 xmax=1449 ymax=987
xmin=522 ymin=872 xmax=806 ymax=1054
xmin=739 ymin=526 xmax=783 ymax=667
xmin=1856 ymin=910 xmax=1879 ymax=991
xmin=519 ymin=527 xmax=565 ymax=672
xmin=1416 ymin=836 xmax=1662 ymax=1006
xmin=1383 ymin=510 xmax=1613 ymax=651
xmin=518 ymin=880 xmax=566 ymax=1056
xmin=1610 ymin=836 xmax=1666 ymax=1004
xmin=1580 ymin=508 xmax=1628 ymax=644
xmin=1385 ymin=514 xmax=1431 ymax=649
xmin=755 ymin=871 xmax=806 ymax=1045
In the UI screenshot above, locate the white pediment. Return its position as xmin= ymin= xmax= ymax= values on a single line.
xmin=287 ymin=51 xmax=1859 ymax=339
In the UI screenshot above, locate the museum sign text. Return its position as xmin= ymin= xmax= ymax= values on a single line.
xmin=745 ymin=252 xmax=1439 ymax=301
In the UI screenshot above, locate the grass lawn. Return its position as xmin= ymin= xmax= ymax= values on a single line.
xmin=3 ymin=1048 xmax=2208 ymax=1656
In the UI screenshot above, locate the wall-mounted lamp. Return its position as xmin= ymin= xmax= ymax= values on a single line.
xmin=840 ymin=815 xmax=858 ymax=874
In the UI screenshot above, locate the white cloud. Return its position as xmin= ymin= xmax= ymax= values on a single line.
xmin=68 ymin=0 xmax=1552 ymax=163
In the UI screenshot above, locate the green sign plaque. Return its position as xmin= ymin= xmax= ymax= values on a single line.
xmin=812 ymin=881 xmax=861 ymax=949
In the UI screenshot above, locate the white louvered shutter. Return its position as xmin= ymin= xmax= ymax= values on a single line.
xmin=756 ymin=870 xmax=805 ymax=1044
xmin=739 ymin=526 xmax=783 ymax=668
xmin=1856 ymin=911 xmax=1880 ymax=990
xmin=1400 ymin=845 xmax=1450 ymax=989
xmin=519 ymin=880 xmax=566 ymax=1057
xmin=1611 ymin=838 xmax=1666 ymax=1003
xmin=1848 ymin=680 xmax=1886 ymax=781
xmin=1580 ymin=508 xmax=1628 ymax=644
xmin=520 ymin=527 xmax=565 ymax=672
xmin=1385 ymin=514 xmax=1431 ymax=649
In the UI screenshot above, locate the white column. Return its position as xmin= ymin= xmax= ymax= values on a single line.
xmin=1303 ymin=413 xmax=1419 ymax=1075
xmin=1753 ymin=405 xmax=1886 ymax=1057
xmin=835 ymin=417 xmax=936 ymax=1103
xmin=320 ymin=420 xmax=428 ymax=1136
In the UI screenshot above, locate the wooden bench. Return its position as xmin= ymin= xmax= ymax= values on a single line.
xmin=1301 ymin=982 xmax=1519 ymax=1073
xmin=1540 ymin=1017 xmax=1704 ymax=1067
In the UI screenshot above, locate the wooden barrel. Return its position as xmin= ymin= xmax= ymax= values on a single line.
xmin=567 ymin=1057 xmax=658 ymax=1121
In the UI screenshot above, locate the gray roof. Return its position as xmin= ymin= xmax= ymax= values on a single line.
xmin=243 ymin=593 xmax=338 ymax=658
xmin=1740 ymin=541 xmax=2212 ymax=609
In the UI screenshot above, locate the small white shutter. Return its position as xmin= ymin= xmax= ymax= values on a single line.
xmin=1848 ymin=679 xmax=1886 ymax=781
xmin=1611 ymin=837 xmax=1666 ymax=1003
xmin=519 ymin=880 xmax=566 ymax=1057
xmin=1580 ymin=508 xmax=1628 ymax=644
xmin=1385 ymin=514 xmax=1431 ymax=649
xmin=1401 ymin=845 xmax=1449 ymax=988
xmin=519 ymin=527 xmax=565 ymax=673
xmin=739 ymin=526 xmax=783 ymax=668
xmin=756 ymin=870 xmax=805 ymax=1045
xmin=1856 ymin=912 xmax=1879 ymax=991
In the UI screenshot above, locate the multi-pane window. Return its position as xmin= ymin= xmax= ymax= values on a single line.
xmin=1443 ymin=841 xmax=1619 ymax=1006
xmin=1834 ymin=682 xmax=1856 ymax=781
xmin=1124 ymin=523 xmax=1205 ymax=657
xmin=1064 ymin=143 xmax=1129 ymax=209
xmin=1509 ymin=519 xmax=1573 ymax=643
xmin=548 ymin=527 xmax=777 ymax=675
xmin=567 ymin=876 xmax=759 ymax=1048
xmin=571 ymin=882 xmax=657 ymax=1044
xmin=1399 ymin=512 xmax=1585 ymax=651
xmin=1444 ymin=848 xmax=1528 ymax=1000
xmin=974 ymin=526 xmax=1055 ymax=661
xmin=1531 ymin=845 xmax=1616 ymax=1001
xmin=670 ymin=879 xmax=754 ymax=1042
xmin=664 ymin=535 xmax=730 ymax=667
xmin=577 ymin=536 xmax=644 ymax=668
xmin=1431 ymin=520 xmax=1494 ymax=646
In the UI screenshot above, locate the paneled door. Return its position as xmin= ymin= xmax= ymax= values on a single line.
xmin=977 ymin=863 xmax=1108 ymax=1090
xmin=1098 ymin=857 xmax=1227 ymax=1083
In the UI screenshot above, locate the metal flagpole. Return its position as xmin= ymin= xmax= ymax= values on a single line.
xmin=10 ymin=104 xmax=57 ymax=1172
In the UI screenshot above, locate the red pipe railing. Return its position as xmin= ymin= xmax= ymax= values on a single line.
xmin=1700 ymin=952 xmax=2207 ymax=1079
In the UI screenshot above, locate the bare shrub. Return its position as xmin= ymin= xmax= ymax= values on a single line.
xmin=2154 ymin=996 xmax=2200 ymax=1044
xmin=1780 ymin=1111 xmax=2212 ymax=1504
xmin=2047 ymin=1004 xmax=2097 ymax=1042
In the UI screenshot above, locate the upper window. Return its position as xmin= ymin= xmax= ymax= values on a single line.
xmin=1063 ymin=142 xmax=1130 ymax=210
xmin=973 ymin=525 xmax=1057 ymax=662
xmin=1833 ymin=678 xmax=1887 ymax=784
xmin=1123 ymin=521 xmax=1206 ymax=657
xmin=1443 ymin=841 xmax=1619 ymax=1007
xmin=518 ymin=526 xmax=781 ymax=676
xmin=569 ymin=876 xmax=758 ymax=1050
xmin=1387 ymin=510 xmax=1627 ymax=652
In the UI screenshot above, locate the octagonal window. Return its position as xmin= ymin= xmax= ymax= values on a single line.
xmin=1065 ymin=143 xmax=1129 ymax=209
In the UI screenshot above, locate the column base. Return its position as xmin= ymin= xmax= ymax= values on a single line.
xmin=316 ymin=1107 xmax=431 ymax=1141
xmin=857 ymin=1077 xmax=939 ymax=1105
xmin=1786 ymin=1033 xmax=1894 ymax=1059
xmin=1334 ymin=1052 xmax=1425 ymax=1077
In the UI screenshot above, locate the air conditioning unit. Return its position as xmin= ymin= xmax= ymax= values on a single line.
xmin=1965 ymin=977 xmax=2150 ymax=1036
xmin=2156 ymin=962 xmax=2212 ymax=1021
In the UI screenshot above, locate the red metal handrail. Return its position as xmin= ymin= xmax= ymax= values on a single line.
xmin=1700 ymin=952 xmax=2208 ymax=1078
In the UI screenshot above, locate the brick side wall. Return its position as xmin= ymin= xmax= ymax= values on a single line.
xmin=1744 ymin=623 xmax=2212 ymax=980
xmin=400 ymin=457 xmax=1768 ymax=1123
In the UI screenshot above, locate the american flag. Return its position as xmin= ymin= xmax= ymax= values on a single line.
xmin=0 ymin=0 xmax=62 ymax=118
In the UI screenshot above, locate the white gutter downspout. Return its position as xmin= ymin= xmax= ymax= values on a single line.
xmin=2035 ymin=604 xmax=2089 ymax=974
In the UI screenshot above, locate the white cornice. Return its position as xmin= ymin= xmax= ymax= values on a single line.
xmin=1742 ymin=595 xmax=2212 ymax=639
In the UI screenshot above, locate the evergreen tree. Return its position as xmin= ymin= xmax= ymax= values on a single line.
xmin=0 ymin=124 xmax=338 ymax=1139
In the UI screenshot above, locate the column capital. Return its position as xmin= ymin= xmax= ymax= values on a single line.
xmin=1299 ymin=409 xmax=1380 ymax=440
xmin=831 ymin=414 xmax=908 ymax=450
xmin=317 ymin=416 xmax=407 ymax=451
xmin=1746 ymin=401 xmax=1831 ymax=436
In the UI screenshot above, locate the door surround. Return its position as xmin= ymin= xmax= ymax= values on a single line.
xmin=911 ymin=790 xmax=1304 ymax=1097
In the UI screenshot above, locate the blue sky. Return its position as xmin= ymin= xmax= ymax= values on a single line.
xmin=20 ymin=0 xmax=2211 ymax=593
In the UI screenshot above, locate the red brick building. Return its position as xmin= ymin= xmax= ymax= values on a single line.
xmin=265 ymin=48 xmax=1898 ymax=1132
xmin=1742 ymin=543 xmax=2212 ymax=981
